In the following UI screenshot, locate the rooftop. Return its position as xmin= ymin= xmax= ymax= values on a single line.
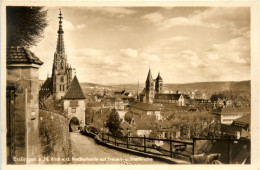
xmin=7 ymin=46 xmax=43 ymax=65
xmin=154 ymin=93 xmax=182 ymax=100
xmin=64 ymin=76 xmax=86 ymax=100
xmin=130 ymin=102 xmax=161 ymax=111
xmin=212 ymin=107 xmax=250 ymax=115
xmin=233 ymin=114 xmax=250 ymax=125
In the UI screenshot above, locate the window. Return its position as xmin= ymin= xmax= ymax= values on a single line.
xmin=71 ymin=108 xmax=76 ymax=113
xmin=60 ymin=85 xmax=62 ymax=91
xmin=60 ymin=76 xmax=64 ymax=83
xmin=63 ymin=85 xmax=65 ymax=91
xmin=61 ymin=61 xmax=64 ymax=69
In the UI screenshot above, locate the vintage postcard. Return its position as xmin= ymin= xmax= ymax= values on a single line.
xmin=1 ymin=1 xmax=259 ymax=170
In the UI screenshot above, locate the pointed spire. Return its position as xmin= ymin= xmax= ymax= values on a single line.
xmin=146 ymin=67 xmax=153 ymax=83
xmin=56 ymin=9 xmax=65 ymax=54
xmin=156 ymin=71 xmax=163 ymax=81
xmin=63 ymin=75 xmax=86 ymax=99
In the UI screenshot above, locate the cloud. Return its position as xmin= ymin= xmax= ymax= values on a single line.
xmin=180 ymin=50 xmax=203 ymax=68
xmin=63 ymin=20 xmax=88 ymax=30
xmin=141 ymin=12 xmax=164 ymax=23
xmin=205 ymin=36 xmax=250 ymax=65
xmin=141 ymin=52 xmax=161 ymax=62
xmin=159 ymin=16 xmax=219 ymax=31
xmin=76 ymin=24 xmax=87 ymax=29
xmin=87 ymin=7 xmax=136 ymax=17
xmin=120 ymin=48 xmax=138 ymax=58
xmin=167 ymin=36 xmax=189 ymax=41
xmin=118 ymin=65 xmax=132 ymax=71
xmin=145 ymin=7 xmax=250 ymax=36
xmin=63 ymin=19 xmax=75 ymax=30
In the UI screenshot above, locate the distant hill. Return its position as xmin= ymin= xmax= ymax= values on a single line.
xmin=164 ymin=80 xmax=250 ymax=92
xmin=80 ymin=80 xmax=250 ymax=93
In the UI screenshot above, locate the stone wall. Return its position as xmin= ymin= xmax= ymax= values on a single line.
xmin=39 ymin=110 xmax=70 ymax=164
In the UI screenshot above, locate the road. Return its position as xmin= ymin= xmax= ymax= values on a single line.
xmin=69 ymin=131 xmax=163 ymax=164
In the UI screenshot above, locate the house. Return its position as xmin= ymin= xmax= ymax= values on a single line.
xmin=114 ymin=97 xmax=124 ymax=110
xmin=154 ymin=94 xmax=185 ymax=106
xmin=129 ymin=102 xmax=163 ymax=120
xmin=212 ymin=107 xmax=250 ymax=125
xmin=120 ymin=121 xmax=135 ymax=136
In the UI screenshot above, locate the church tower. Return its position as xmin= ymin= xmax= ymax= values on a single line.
xmin=155 ymin=72 xmax=163 ymax=94
xmin=145 ymin=68 xmax=155 ymax=103
xmin=52 ymin=10 xmax=73 ymax=99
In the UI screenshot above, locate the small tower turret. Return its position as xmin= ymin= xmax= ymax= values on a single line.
xmin=155 ymin=72 xmax=163 ymax=94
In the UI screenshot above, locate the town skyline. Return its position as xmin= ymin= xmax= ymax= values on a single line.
xmin=31 ymin=6 xmax=250 ymax=84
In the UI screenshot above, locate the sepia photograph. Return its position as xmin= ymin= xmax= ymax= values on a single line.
xmin=1 ymin=1 xmax=259 ymax=170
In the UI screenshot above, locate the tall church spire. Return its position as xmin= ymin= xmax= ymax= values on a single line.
xmin=56 ymin=9 xmax=65 ymax=54
xmin=51 ymin=10 xmax=73 ymax=99
xmin=146 ymin=67 xmax=153 ymax=83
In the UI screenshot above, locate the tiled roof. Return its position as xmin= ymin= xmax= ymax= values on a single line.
xmin=213 ymin=107 xmax=250 ymax=115
xmin=154 ymin=93 xmax=182 ymax=100
xmin=7 ymin=46 xmax=43 ymax=65
xmin=41 ymin=77 xmax=52 ymax=89
xmin=130 ymin=102 xmax=161 ymax=111
xmin=39 ymin=77 xmax=53 ymax=98
xmin=233 ymin=114 xmax=250 ymax=125
xmin=63 ymin=76 xmax=86 ymax=99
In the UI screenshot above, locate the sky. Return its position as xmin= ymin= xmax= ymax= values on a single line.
xmin=31 ymin=6 xmax=250 ymax=84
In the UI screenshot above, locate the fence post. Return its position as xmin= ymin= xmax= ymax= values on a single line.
xmin=102 ymin=131 xmax=104 ymax=141
xmin=108 ymin=135 xmax=109 ymax=143
xmin=193 ymin=138 xmax=196 ymax=155
xmin=170 ymin=136 xmax=173 ymax=158
xmin=115 ymin=135 xmax=117 ymax=146
xmin=144 ymin=135 xmax=146 ymax=152
xmin=126 ymin=134 xmax=129 ymax=148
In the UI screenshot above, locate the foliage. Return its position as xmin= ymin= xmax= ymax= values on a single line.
xmin=7 ymin=7 xmax=48 ymax=47
xmin=124 ymin=112 xmax=133 ymax=124
xmin=106 ymin=109 xmax=122 ymax=136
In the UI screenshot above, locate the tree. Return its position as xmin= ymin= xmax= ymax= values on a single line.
xmin=7 ymin=7 xmax=48 ymax=47
xmin=106 ymin=109 xmax=122 ymax=136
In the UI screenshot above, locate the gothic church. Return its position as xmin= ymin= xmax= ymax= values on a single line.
xmin=40 ymin=10 xmax=73 ymax=100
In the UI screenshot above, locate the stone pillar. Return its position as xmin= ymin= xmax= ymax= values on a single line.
xmin=7 ymin=65 xmax=41 ymax=164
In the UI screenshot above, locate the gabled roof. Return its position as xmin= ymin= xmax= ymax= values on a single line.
xmin=212 ymin=107 xmax=250 ymax=115
xmin=63 ymin=76 xmax=86 ymax=99
xmin=130 ymin=102 xmax=161 ymax=111
xmin=7 ymin=46 xmax=43 ymax=65
xmin=154 ymin=93 xmax=182 ymax=100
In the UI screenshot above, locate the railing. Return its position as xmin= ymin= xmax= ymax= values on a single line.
xmin=100 ymin=133 xmax=194 ymax=160
xmin=98 ymin=133 xmax=250 ymax=164
xmin=192 ymin=137 xmax=250 ymax=164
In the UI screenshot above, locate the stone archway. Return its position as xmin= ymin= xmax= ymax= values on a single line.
xmin=69 ymin=117 xmax=80 ymax=132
